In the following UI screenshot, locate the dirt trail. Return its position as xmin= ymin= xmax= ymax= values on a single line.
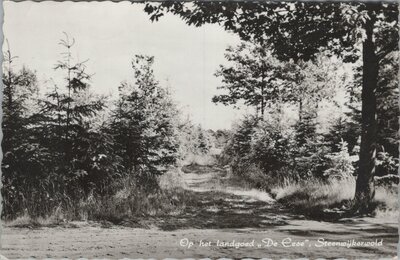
xmin=1 ymin=166 xmax=398 ymax=259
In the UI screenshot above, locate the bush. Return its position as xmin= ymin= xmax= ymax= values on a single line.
xmin=323 ymin=140 xmax=358 ymax=180
xmin=221 ymin=116 xmax=297 ymax=183
xmin=221 ymin=115 xmax=335 ymax=187
xmin=376 ymin=150 xmax=399 ymax=176
xmin=293 ymin=135 xmax=332 ymax=179
xmin=250 ymin=120 xmax=295 ymax=175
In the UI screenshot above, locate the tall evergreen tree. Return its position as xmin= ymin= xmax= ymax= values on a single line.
xmin=38 ymin=33 xmax=104 ymax=194
xmin=2 ymin=45 xmax=39 ymax=218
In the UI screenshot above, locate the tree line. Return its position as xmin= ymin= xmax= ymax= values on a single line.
xmin=1 ymin=34 xmax=212 ymax=220
xmin=217 ymin=40 xmax=398 ymax=189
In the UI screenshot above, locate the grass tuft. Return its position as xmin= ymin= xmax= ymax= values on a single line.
xmin=5 ymin=168 xmax=194 ymax=227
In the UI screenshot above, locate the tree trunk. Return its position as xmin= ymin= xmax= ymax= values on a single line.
xmin=298 ymin=100 xmax=303 ymax=122
xmin=260 ymin=83 xmax=265 ymax=120
xmin=354 ymin=6 xmax=378 ymax=213
xmin=260 ymin=51 xmax=266 ymax=120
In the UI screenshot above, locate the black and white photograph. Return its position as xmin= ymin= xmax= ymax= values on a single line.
xmin=1 ymin=1 xmax=399 ymax=258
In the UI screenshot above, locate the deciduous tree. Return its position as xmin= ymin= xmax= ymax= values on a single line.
xmin=143 ymin=2 xmax=398 ymax=212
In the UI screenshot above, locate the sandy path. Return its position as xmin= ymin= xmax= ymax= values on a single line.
xmin=1 ymin=167 xmax=398 ymax=259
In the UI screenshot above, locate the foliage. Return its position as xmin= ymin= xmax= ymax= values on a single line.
xmin=325 ymin=116 xmax=360 ymax=155
xmin=324 ymin=140 xmax=357 ymax=180
xmin=36 ymin=34 xmax=107 ymax=202
xmin=214 ymin=42 xmax=343 ymax=121
xmin=3 ymin=0 xmax=399 ymax=220
xmin=213 ymin=42 xmax=284 ymax=118
xmin=2 ymin=37 xmax=194 ymax=220
xmin=295 ymin=136 xmax=331 ymax=179
xmin=195 ymin=127 xmax=212 ymax=155
xmin=376 ymin=151 xmax=399 ymax=177
xmin=144 ymin=2 xmax=397 ymax=62
xmin=2 ymin=45 xmax=41 ymax=219
xmin=175 ymin=118 xmax=213 ymax=165
xmin=250 ymin=120 xmax=294 ymax=175
xmin=376 ymin=51 xmax=399 ymax=158
xmin=143 ymin=0 xmax=399 ymax=212
xmin=109 ymin=55 xmax=180 ymax=189
xmin=222 ymin=116 xmax=258 ymax=176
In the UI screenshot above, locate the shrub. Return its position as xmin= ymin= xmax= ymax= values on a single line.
xmin=324 ymin=140 xmax=358 ymax=180
xmin=376 ymin=150 xmax=399 ymax=176
xmin=293 ymin=135 xmax=332 ymax=179
xmin=250 ymin=120 xmax=295 ymax=175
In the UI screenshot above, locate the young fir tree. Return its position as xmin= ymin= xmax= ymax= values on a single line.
xmin=39 ymin=33 xmax=104 ymax=194
xmin=1 ymin=44 xmax=40 ymax=218
xmin=110 ymin=55 xmax=179 ymax=189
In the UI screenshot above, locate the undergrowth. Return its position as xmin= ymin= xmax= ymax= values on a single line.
xmin=230 ymin=165 xmax=398 ymax=220
xmin=5 ymin=168 xmax=193 ymax=227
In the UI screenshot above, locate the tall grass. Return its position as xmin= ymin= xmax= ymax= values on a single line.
xmin=81 ymin=169 xmax=193 ymax=222
xmin=374 ymin=185 xmax=399 ymax=221
xmin=234 ymin=165 xmax=398 ymax=219
xmin=270 ymin=176 xmax=398 ymax=219
xmin=5 ymin=168 xmax=193 ymax=227
xmin=271 ymin=177 xmax=356 ymax=208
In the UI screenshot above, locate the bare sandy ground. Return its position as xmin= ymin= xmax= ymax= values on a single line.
xmin=1 ymin=168 xmax=398 ymax=259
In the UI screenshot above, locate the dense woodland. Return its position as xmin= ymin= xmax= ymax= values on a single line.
xmin=1 ymin=35 xmax=215 ymax=220
xmin=1 ymin=2 xmax=399 ymax=221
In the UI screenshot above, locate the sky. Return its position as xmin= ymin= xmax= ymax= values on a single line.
xmin=3 ymin=1 xmax=249 ymax=130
